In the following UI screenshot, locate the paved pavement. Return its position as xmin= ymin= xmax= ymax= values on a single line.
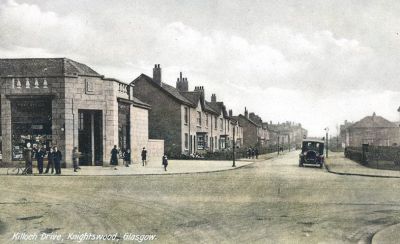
xmin=0 ymin=152 xmax=277 ymax=176
xmin=325 ymin=152 xmax=400 ymax=178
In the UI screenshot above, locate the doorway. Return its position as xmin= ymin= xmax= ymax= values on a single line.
xmin=78 ymin=110 xmax=103 ymax=166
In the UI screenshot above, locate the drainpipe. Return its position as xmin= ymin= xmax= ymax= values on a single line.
xmin=188 ymin=106 xmax=191 ymax=155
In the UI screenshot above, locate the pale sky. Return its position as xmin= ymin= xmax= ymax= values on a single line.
xmin=1 ymin=0 xmax=400 ymax=136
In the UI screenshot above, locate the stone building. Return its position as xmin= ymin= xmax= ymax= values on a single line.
xmin=265 ymin=121 xmax=308 ymax=149
xmin=131 ymin=65 xmax=243 ymax=156
xmin=341 ymin=113 xmax=400 ymax=147
xmin=0 ymin=58 xmax=163 ymax=167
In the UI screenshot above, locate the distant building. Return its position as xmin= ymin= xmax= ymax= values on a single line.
xmin=341 ymin=113 xmax=400 ymax=147
xmin=265 ymin=121 xmax=308 ymax=149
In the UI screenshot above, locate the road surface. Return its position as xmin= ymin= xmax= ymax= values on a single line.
xmin=1 ymin=151 xmax=400 ymax=243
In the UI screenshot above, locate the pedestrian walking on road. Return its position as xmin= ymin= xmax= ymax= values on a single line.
xmin=72 ymin=147 xmax=80 ymax=172
xmin=251 ymin=148 xmax=255 ymax=159
xmin=44 ymin=147 xmax=54 ymax=174
xmin=247 ymin=147 xmax=252 ymax=159
xmin=255 ymin=148 xmax=259 ymax=159
xmin=141 ymin=147 xmax=147 ymax=166
xmin=162 ymin=155 xmax=168 ymax=171
xmin=53 ymin=146 xmax=62 ymax=175
xmin=110 ymin=145 xmax=119 ymax=170
xmin=36 ymin=146 xmax=46 ymax=174
xmin=123 ymin=149 xmax=131 ymax=167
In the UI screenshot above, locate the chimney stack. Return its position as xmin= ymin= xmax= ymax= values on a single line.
xmin=211 ymin=93 xmax=217 ymax=102
xmin=229 ymin=109 xmax=233 ymax=117
xmin=153 ymin=64 xmax=161 ymax=85
xmin=244 ymin=107 xmax=248 ymax=118
xmin=194 ymin=86 xmax=205 ymax=99
xmin=176 ymin=72 xmax=188 ymax=91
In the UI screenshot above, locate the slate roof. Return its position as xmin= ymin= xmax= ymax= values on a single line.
xmin=237 ymin=114 xmax=260 ymax=127
xmin=0 ymin=58 xmax=101 ymax=77
xmin=132 ymin=74 xmax=195 ymax=106
xmin=351 ymin=114 xmax=397 ymax=128
xmin=132 ymin=74 xmax=221 ymax=115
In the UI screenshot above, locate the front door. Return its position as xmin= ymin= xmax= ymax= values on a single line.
xmin=78 ymin=110 xmax=103 ymax=166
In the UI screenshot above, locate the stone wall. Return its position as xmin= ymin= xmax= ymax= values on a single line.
xmin=130 ymin=106 xmax=149 ymax=163
xmin=146 ymin=139 xmax=164 ymax=166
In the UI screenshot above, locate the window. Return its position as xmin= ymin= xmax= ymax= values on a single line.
xmin=184 ymin=133 xmax=189 ymax=149
xmin=220 ymin=136 xmax=226 ymax=149
xmin=215 ymin=116 xmax=218 ymax=130
xmin=79 ymin=112 xmax=84 ymax=131
xmin=228 ymin=122 xmax=230 ymax=132
xmin=184 ymin=107 xmax=189 ymax=125
xmin=220 ymin=118 xmax=223 ymax=131
xmin=215 ymin=136 xmax=218 ymax=149
xmin=205 ymin=114 xmax=209 ymax=128
xmin=197 ymin=111 xmax=202 ymax=126
xmin=197 ymin=135 xmax=204 ymax=150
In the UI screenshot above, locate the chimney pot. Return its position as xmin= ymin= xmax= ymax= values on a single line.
xmin=153 ymin=64 xmax=162 ymax=85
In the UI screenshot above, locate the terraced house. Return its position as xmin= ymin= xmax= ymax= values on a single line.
xmin=131 ymin=65 xmax=243 ymax=157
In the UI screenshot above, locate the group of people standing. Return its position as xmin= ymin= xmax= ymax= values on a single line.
xmin=24 ymin=144 xmax=62 ymax=175
xmin=23 ymin=144 xmax=169 ymax=174
xmin=110 ymin=145 xmax=168 ymax=171
xmin=247 ymin=147 xmax=259 ymax=159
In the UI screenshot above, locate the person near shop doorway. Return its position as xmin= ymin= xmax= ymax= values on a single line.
xmin=23 ymin=145 xmax=33 ymax=175
xmin=123 ymin=149 xmax=131 ymax=167
xmin=110 ymin=145 xmax=119 ymax=170
xmin=72 ymin=147 xmax=80 ymax=172
xmin=255 ymin=148 xmax=259 ymax=159
xmin=45 ymin=147 xmax=54 ymax=174
xmin=53 ymin=146 xmax=62 ymax=175
xmin=36 ymin=146 xmax=46 ymax=174
xmin=141 ymin=147 xmax=147 ymax=166
xmin=162 ymin=154 xmax=168 ymax=171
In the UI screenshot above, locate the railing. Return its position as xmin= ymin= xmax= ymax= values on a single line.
xmin=11 ymin=78 xmax=48 ymax=89
xmin=117 ymin=82 xmax=129 ymax=95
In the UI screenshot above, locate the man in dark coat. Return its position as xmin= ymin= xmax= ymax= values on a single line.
xmin=123 ymin=149 xmax=131 ymax=167
xmin=141 ymin=147 xmax=147 ymax=166
xmin=44 ymin=147 xmax=54 ymax=174
xmin=162 ymin=155 xmax=168 ymax=171
xmin=110 ymin=145 xmax=119 ymax=169
xmin=36 ymin=146 xmax=46 ymax=174
xmin=255 ymin=148 xmax=259 ymax=159
xmin=53 ymin=146 xmax=62 ymax=175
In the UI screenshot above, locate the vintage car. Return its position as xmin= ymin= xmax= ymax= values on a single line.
xmin=299 ymin=139 xmax=325 ymax=168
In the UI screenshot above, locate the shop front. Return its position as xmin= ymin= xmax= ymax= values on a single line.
xmin=9 ymin=97 xmax=52 ymax=160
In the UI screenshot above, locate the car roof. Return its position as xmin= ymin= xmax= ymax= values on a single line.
xmin=302 ymin=139 xmax=325 ymax=144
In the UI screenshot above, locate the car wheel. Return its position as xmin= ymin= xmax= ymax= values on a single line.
xmin=299 ymin=163 xmax=303 ymax=167
xmin=319 ymin=163 xmax=323 ymax=168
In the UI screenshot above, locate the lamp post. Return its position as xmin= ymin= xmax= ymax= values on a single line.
xmin=232 ymin=123 xmax=236 ymax=167
xmin=324 ymin=127 xmax=329 ymax=158
xmin=277 ymin=131 xmax=280 ymax=155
